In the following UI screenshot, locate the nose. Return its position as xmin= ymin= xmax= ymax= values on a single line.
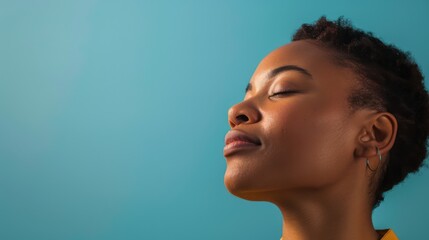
xmin=228 ymin=99 xmax=261 ymax=128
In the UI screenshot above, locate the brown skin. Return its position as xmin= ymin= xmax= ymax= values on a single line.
xmin=224 ymin=40 xmax=398 ymax=240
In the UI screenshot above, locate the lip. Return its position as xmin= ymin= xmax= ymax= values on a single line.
xmin=223 ymin=129 xmax=261 ymax=157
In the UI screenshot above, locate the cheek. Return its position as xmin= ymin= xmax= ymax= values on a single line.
xmin=262 ymin=101 xmax=354 ymax=188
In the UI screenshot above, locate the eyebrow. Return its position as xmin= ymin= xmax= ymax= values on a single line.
xmin=245 ymin=65 xmax=312 ymax=93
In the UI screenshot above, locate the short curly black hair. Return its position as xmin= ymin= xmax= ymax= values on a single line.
xmin=292 ymin=16 xmax=429 ymax=209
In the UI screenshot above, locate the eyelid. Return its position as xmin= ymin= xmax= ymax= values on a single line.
xmin=269 ymin=90 xmax=300 ymax=98
xmin=269 ymin=79 xmax=300 ymax=95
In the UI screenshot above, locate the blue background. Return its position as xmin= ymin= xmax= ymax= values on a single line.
xmin=1 ymin=0 xmax=428 ymax=239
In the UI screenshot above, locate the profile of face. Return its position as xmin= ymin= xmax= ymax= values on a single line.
xmin=223 ymin=40 xmax=391 ymax=203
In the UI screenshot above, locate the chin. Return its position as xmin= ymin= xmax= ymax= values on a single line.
xmin=224 ymin=171 xmax=268 ymax=201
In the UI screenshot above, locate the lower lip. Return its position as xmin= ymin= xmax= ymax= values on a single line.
xmin=223 ymin=140 xmax=260 ymax=157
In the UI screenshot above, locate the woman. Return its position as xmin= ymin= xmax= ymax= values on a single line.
xmin=223 ymin=16 xmax=429 ymax=240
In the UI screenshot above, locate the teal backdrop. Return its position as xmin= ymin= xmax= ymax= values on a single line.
xmin=1 ymin=0 xmax=428 ymax=239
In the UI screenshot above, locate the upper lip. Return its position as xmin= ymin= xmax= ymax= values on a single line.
xmin=224 ymin=129 xmax=261 ymax=146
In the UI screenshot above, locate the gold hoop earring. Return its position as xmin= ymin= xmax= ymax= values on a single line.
xmin=366 ymin=146 xmax=382 ymax=171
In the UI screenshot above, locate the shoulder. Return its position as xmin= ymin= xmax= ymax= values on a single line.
xmin=376 ymin=228 xmax=399 ymax=240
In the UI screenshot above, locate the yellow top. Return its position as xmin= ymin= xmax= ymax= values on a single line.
xmin=279 ymin=228 xmax=399 ymax=240
xmin=376 ymin=229 xmax=399 ymax=240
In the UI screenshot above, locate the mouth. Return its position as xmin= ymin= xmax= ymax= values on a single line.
xmin=223 ymin=129 xmax=261 ymax=157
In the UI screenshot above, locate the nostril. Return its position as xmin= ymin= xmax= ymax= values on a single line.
xmin=236 ymin=114 xmax=249 ymax=123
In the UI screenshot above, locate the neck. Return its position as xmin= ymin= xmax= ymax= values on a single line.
xmin=274 ymin=182 xmax=380 ymax=240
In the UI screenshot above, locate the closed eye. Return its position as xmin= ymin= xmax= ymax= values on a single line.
xmin=269 ymin=90 xmax=300 ymax=98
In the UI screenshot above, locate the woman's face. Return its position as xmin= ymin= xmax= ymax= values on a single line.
xmin=224 ymin=40 xmax=369 ymax=201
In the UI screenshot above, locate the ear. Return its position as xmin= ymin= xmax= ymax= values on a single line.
xmin=355 ymin=112 xmax=398 ymax=159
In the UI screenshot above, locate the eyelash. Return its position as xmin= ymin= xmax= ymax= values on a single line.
xmin=269 ymin=90 xmax=300 ymax=97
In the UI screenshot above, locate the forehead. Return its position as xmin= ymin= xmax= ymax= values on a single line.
xmin=249 ymin=40 xmax=359 ymax=93
xmin=252 ymin=40 xmax=336 ymax=79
